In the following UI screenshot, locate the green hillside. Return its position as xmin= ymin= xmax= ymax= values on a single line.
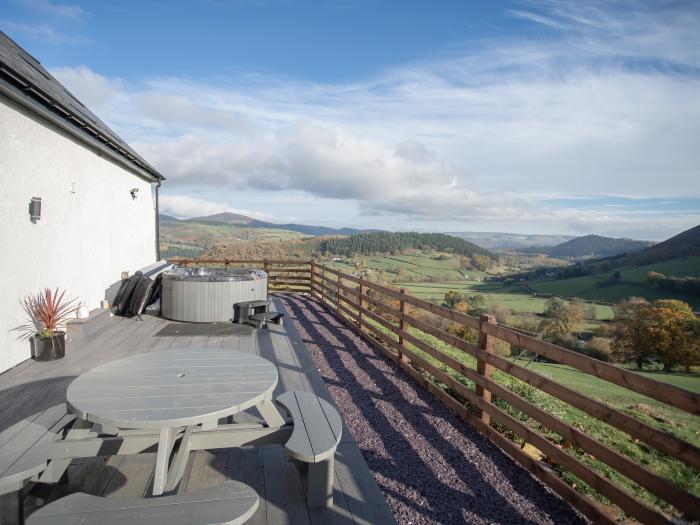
xmin=327 ymin=252 xmax=485 ymax=281
xmin=546 ymin=234 xmax=653 ymax=258
xmin=159 ymin=215 xmax=307 ymax=250
xmin=529 ymin=256 xmax=700 ymax=308
xmin=629 ymin=224 xmax=700 ymax=264
xmin=320 ymin=232 xmax=495 ymax=261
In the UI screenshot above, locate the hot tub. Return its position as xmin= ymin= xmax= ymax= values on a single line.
xmin=161 ymin=267 xmax=267 ymax=322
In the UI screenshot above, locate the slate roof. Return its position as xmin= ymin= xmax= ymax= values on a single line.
xmin=0 ymin=31 xmax=163 ymax=181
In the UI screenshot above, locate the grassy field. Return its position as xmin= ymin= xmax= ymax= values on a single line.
xmin=326 ymin=252 xmax=615 ymax=326
xmin=396 ymin=280 xmax=615 ymax=325
xmin=161 ymin=222 xmax=306 ymax=248
xmin=326 ymin=252 xmax=480 ymax=281
xmin=529 ymin=256 xmax=700 ymax=308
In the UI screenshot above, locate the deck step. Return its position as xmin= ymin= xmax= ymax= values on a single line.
xmin=66 ymin=309 xmax=111 ymax=342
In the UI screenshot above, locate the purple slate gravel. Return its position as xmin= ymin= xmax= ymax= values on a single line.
xmin=279 ymin=295 xmax=588 ymax=525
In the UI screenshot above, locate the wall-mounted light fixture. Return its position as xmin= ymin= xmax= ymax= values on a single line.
xmin=130 ymin=188 xmax=139 ymax=200
xmin=29 ymin=197 xmax=41 ymax=223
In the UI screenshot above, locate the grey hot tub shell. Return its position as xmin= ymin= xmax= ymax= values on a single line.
xmin=161 ymin=267 xmax=267 ymax=322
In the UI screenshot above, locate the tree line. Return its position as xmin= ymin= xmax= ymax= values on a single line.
xmin=319 ymin=232 xmax=494 ymax=262
xmin=645 ymin=271 xmax=700 ymax=295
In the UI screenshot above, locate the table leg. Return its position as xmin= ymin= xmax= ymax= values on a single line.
xmin=165 ymin=426 xmax=194 ymax=492
xmin=153 ymin=427 xmax=174 ymax=496
xmin=40 ymin=418 xmax=96 ymax=484
xmin=257 ymin=399 xmax=285 ymax=427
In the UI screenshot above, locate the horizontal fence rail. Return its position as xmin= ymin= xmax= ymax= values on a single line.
xmin=168 ymin=258 xmax=700 ymax=523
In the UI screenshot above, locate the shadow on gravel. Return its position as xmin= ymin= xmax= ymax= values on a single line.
xmin=280 ymin=295 xmax=586 ymax=525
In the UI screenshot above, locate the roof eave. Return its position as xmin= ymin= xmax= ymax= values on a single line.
xmin=0 ymin=51 xmax=165 ymax=182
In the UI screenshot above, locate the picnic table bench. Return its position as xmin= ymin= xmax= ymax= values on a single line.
xmin=25 ymin=481 xmax=258 ymax=525
xmin=276 ymin=391 xmax=342 ymax=508
xmin=0 ymin=405 xmax=75 ymax=524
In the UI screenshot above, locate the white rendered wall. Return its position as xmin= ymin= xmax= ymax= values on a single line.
xmin=0 ymin=99 xmax=156 ymax=373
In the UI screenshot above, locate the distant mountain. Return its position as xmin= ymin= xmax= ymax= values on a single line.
xmin=542 ymin=235 xmax=653 ymax=258
xmin=632 ymin=224 xmax=700 ymax=263
xmin=448 ymin=231 xmax=575 ymax=250
xmin=158 ymin=213 xmax=380 ymax=237
xmin=248 ymin=220 xmax=379 ymax=236
xmin=158 ymin=214 xmax=182 ymax=224
xmin=187 ymin=212 xmax=254 ymax=226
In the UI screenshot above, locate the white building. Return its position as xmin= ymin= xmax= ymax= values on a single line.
xmin=0 ymin=32 xmax=165 ymax=373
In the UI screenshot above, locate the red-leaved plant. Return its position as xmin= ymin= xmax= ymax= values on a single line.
xmin=13 ymin=288 xmax=79 ymax=340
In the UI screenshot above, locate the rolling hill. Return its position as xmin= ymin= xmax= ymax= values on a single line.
xmin=547 ymin=234 xmax=653 ymax=258
xmin=161 ymin=213 xmax=380 ymax=237
xmin=448 ymin=231 xmax=575 ymax=250
xmin=630 ymin=224 xmax=700 ymax=263
xmin=528 ymin=256 xmax=700 ymax=308
xmin=522 ymin=234 xmax=653 ymax=259
xmin=522 ymin=226 xmax=700 ymax=308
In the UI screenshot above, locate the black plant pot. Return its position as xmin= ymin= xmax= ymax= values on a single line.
xmin=31 ymin=333 xmax=66 ymax=361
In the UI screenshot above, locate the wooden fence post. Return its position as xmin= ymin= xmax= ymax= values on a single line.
xmin=336 ymin=274 xmax=341 ymax=312
xmin=398 ymin=288 xmax=409 ymax=364
xmin=263 ymin=259 xmax=270 ymax=296
xmin=357 ymin=277 xmax=365 ymax=334
xmin=310 ymin=261 xmax=316 ymax=298
xmin=476 ymin=314 xmax=496 ymax=425
xmin=320 ymin=265 xmax=326 ymax=305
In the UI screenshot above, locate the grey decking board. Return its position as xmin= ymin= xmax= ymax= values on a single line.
xmin=271 ymin=299 xmax=354 ymax=445
xmin=101 ymin=453 xmax=155 ymax=499
xmin=227 ymin=447 xmax=267 ymax=525
xmin=331 ymin=444 xmax=395 ymax=525
xmin=262 ymin=446 xmax=310 ymax=525
xmin=0 ymin=300 xmax=393 ymax=525
xmin=185 ymin=450 xmax=228 ymax=492
xmin=156 ymin=323 xmax=253 ymax=337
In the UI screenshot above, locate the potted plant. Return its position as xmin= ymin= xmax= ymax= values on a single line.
xmin=13 ymin=288 xmax=79 ymax=361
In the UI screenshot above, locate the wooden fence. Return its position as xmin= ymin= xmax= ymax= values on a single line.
xmin=170 ymin=258 xmax=700 ymax=524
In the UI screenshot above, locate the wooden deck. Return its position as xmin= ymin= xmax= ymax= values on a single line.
xmin=0 ymin=297 xmax=395 ymax=525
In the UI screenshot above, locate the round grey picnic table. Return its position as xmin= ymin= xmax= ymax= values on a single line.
xmin=66 ymin=348 xmax=285 ymax=495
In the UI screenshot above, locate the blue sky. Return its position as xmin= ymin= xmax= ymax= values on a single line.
xmin=2 ymin=0 xmax=699 ymax=239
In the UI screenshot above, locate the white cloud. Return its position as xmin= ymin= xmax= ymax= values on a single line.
xmin=48 ymin=0 xmax=700 ymax=238
xmin=160 ymin=195 xmax=276 ymax=221
xmin=51 ymin=66 xmax=121 ymax=108
xmin=0 ymin=20 xmax=90 ymax=45
xmin=14 ymin=0 xmax=85 ymax=20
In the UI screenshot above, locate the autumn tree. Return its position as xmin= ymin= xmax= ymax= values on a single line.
xmin=649 ymin=300 xmax=700 ymax=372
xmin=471 ymin=254 xmax=492 ymax=271
xmin=491 ymin=304 xmax=512 ymax=325
xmin=538 ymin=298 xmax=585 ymax=338
xmin=453 ymin=301 xmax=470 ymax=314
xmin=611 ymin=298 xmax=652 ymax=368
xmin=468 ymin=294 xmax=486 ymax=313
xmin=443 ymin=290 xmax=466 ymax=309
xmin=613 ymin=298 xmax=700 ymax=371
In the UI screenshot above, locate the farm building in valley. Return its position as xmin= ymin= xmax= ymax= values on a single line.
xmin=0 ymin=32 xmax=164 ymax=373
